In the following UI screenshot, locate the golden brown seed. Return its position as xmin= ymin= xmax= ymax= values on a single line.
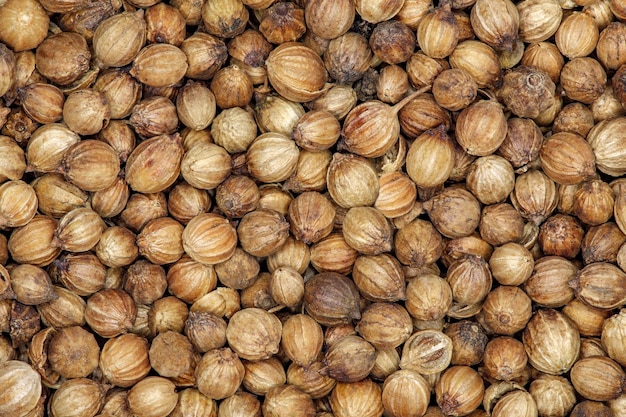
xmin=181 ymin=32 xmax=228 ymax=80
xmin=323 ymin=334 xmax=377 ymax=383
xmin=563 ymin=298 xmax=610 ymax=338
xmin=555 ymin=12 xmax=599 ymax=59
xmin=305 ymin=0 xmax=354 ymax=39
xmin=511 ymin=169 xmax=558 ymax=226
xmin=436 ymin=366 xmax=485 ymax=416
xmin=470 ymin=0 xmax=519 ymax=51
xmin=8 ymin=215 xmax=60 ymax=267
xmin=9 ymin=264 xmax=56 ymax=306
xmin=560 ymin=57 xmax=607 ymax=105
xmin=522 ymin=309 xmax=580 ymax=375
xmin=85 ymin=288 xmax=137 ymax=338
xmin=570 ymin=262 xmax=626 ymax=310
xmin=48 ymin=326 xmax=99 ymax=379
xmin=571 ymin=356 xmax=626 ymax=401
xmin=356 ymin=303 xmax=412 ymax=350
xmin=310 ymin=233 xmax=358 ymax=275
xmin=35 ymin=32 xmax=91 ymax=86
xmin=520 ymin=42 xmax=564 ymax=84
xmin=352 ymin=253 xmax=406 ymax=302
xmin=62 ymin=89 xmax=111 ymax=136
xmin=587 ymin=116 xmax=626 ymax=178
xmin=58 ymin=140 xmax=119 ymax=193
xmin=400 ymin=329 xmax=453 ymax=374
xmin=49 ymin=378 xmax=105 ymax=417
xmin=406 ymin=125 xmax=455 ymax=189
xmin=479 ymin=203 xmax=525 ymax=247
xmin=17 ymin=83 xmax=64 ymax=124
xmin=125 ymin=133 xmax=184 ymax=194
xmin=265 ymin=42 xmax=328 ymax=103
xmin=394 ymin=218 xmax=443 ymax=267
xmin=201 ymin=0 xmax=249 ymax=38
xmin=130 ymin=96 xmax=179 ymax=138
xmin=127 ymin=376 xmax=178 ymax=417
xmin=246 ymin=132 xmax=300 ymax=183
xmin=92 ymin=10 xmax=146 ymax=67
xmin=226 ymin=308 xmax=282 ymax=361
xmin=482 ymin=336 xmax=528 ymax=381
xmin=0 ymin=0 xmax=49 ymax=52
xmin=95 ymin=226 xmax=139 ymax=268
xmin=451 ymin=41 xmax=500 ymax=90
xmin=288 ymin=191 xmax=335 ymax=244
xmin=130 ymin=43 xmax=188 ymax=88
xmin=479 ymin=285 xmax=532 ymax=335
xmin=281 ymin=314 xmax=323 ymax=368
xmin=330 ymin=378 xmax=384 ymax=417
xmin=0 ymin=180 xmax=37 ymax=229
xmin=455 ymin=100 xmax=508 ymax=157
xmin=342 ymin=206 xmax=393 ymax=256
xmin=237 ymin=209 xmax=290 ymax=258
xmin=145 ymin=3 xmax=186 ymax=46
xmin=26 ymin=124 xmax=80 ymax=174
xmin=263 ymin=384 xmax=316 ymax=417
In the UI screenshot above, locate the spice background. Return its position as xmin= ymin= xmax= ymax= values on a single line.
xmin=1 ymin=0 xmax=626 ymax=416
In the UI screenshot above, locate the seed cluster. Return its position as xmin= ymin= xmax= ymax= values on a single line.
xmin=1 ymin=0 xmax=626 ymax=417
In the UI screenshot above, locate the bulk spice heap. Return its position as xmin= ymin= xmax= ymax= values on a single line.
xmin=3 ymin=1 xmax=626 ymax=417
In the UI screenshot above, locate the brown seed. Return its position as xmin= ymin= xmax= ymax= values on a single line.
xmin=85 ymin=288 xmax=137 ymax=338
xmin=321 ymin=335 xmax=376 ymax=383
xmin=226 ymin=308 xmax=282 ymax=361
xmin=445 ymin=320 xmax=488 ymax=366
xmin=48 ymin=326 xmax=99 ymax=379
xmin=304 ymin=272 xmax=361 ymax=326
xmin=522 ymin=309 xmax=580 ymax=375
xmin=570 ymin=356 xmax=626 ymax=401
xmin=130 ymin=43 xmax=188 ymax=88
xmin=560 ymin=57 xmax=607 ymax=104
xmin=343 ymin=206 xmax=393 ymax=256
xmin=436 ymin=366 xmax=485 ymax=416
xmin=355 ymin=302 xmax=412 ymax=349
xmin=570 ymin=262 xmax=626 ymax=310
xmin=237 ymin=208 xmax=290 ymax=258
xmin=498 ymin=65 xmax=556 ymax=119
xmin=478 ymin=285 xmax=532 ymax=335
xmin=400 ymin=329 xmax=453 ymax=374
xmin=352 ymin=253 xmax=406 ymax=302
xmin=523 ymin=255 xmax=576 ymax=308
xmin=539 ymin=214 xmax=584 ymax=259
xmin=455 ymin=100 xmax=508 ymax=157
xmin=479 ymin=203 xmax=525 ymax=247
xmin=35 ymin=32 xmax=91 ymax=86
xmin=214 ymin=247 xmax=260 ymax=290
xmin=432 ymin=68 xmax=477 ymax=112
xmin=370 ymin=20 xmax=416 ymax=65
xmin=281 ymin=314 xmax=323 ymax=368
xmin=481 ymin=336 xmax=528 ymax=382
xmin=62 ymin=89 xmax=111 ymax=136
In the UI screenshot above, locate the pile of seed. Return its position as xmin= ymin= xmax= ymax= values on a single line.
xmin=1 ymin=0 xmax=626 ymax=416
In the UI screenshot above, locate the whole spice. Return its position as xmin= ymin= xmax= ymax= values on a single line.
xmin=6 ymin=0 xmax=626 ymax=415
xmin=522 ymin=309 xmax=580 ymax=375
xmin=436 ymin=366 xmax=485 ymax=416
xmin=570 ymin=356 xmax=626 ymax=401
xmin=0 ymin=0 xmax=49 ymax=53
xmin=304 ymin=272 xmax=361 ymax=326
xmin=382 ymin=370 xmax=430 ymax=417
